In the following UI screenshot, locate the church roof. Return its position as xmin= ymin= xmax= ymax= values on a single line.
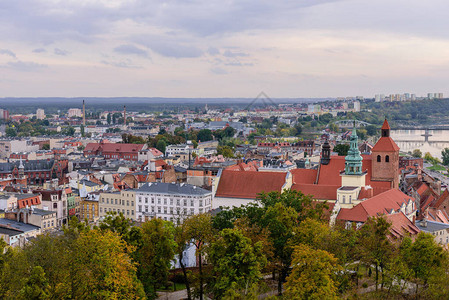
xmin=215 ymin=170 xmax=287 ymax=199
xmin=371 ymin=136 xmax=400 ymax=152
xmin=381 ymin=119 xmax=391 ymax=130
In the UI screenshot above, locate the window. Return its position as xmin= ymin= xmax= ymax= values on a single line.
xmin=342 ymin=196 xmax=346 ymax=203
xmin=139 ymin=196 xmax=142 ymax=202
xmin=145 ymin=206 xmax=148 ymax=212
xmin=190 ymin=200 xmax=194 ymax=207
xmin=115 ymin=199 xmax=118 ymax=205
xmin=158 ymin=198 xmax=161 ymax=204
xmin=138 ymin=205 xmax=142 ymax=212
xmin=199 ymin=200 xmax=203 ymax=207
xmin=170 ymin=207 xmax=173 ymax=214
xmin=100 ymin=207 xmax=103 ymax=213
xmin=385 ymin=155 xmax=390 ymax=162
xmin=132 ymin=210 xmax=134 ymax=215
xmin=158 ymin=207 xmax=161 ymax=213
xmin=151 ymin=197 xmax=154 ymax=204
xmin=131 ymin=201 xmax=134 ymax=206
xmin=107 ymin=199 xmax=109 ymax=204
xmin=164 ymin=207 xmax=167 ymax=214
xmin=127 ymin=210 xmax=129 ymax=215
xmin=164 ymin=198 xmax=167 ymax=205
xmin=190 ymin=208 xmax=194 ymax=215
xmin=377 ymin=155 xmax=381 ymax=162
xmin=126 ymin=200 xmax=129 ymax=206
xmin=53 ymin=203 xmax=58 ymax=209
xmin=170 ymin=199 xmax=173 ymax=205
xmin=145 ymin=197 xmax=148 ymax=203
xmin=183 ymin=199 xmax=187 ymax=206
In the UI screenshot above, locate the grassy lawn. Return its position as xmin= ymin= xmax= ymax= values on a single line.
xmin=428 ymin=164 xmax=446 ymax=171
xmin=157 ymin=282 xmax=187 ymax=292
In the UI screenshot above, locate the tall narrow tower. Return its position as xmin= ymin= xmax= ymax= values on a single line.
xmin=82 ymin=100 xmax=86 ymax=126
xmin=124 ymin=105 xmax=127 ymax=126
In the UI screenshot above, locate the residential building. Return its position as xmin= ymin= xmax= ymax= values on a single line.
xmin=68 ymin=108 xmax=82 ymax=118
xmin=35 ymin=189 xmax=68 ymax=227
xmin=83 ymin=141 xmax=147 ymax=161
xmin=99 ymin=190 xmax=136 ymax=220
xmin=136 ymin=182 xmax=212 ymax=223
xmin=36 ymin=108 xmax=45 ymax=120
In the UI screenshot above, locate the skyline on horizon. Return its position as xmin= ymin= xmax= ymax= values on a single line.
xmin=1 ymin=1 xmax=448 ymax=98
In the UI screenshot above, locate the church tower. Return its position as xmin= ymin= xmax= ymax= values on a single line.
xmin=344 ymin=125 xmax=363 ymax=175
xmin=320 ymin=139 xmax=331 ymax=165
xmin=371 ymin=119 xmax=400 ymax=188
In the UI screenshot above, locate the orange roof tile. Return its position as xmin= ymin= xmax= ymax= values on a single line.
xmin=216 ymin=170 xmax=287 ymax=199
xmin=290 ymin=169 xmax=318 ymax=184
xmin=381 ymin=119 xmax=391 ymax=130
xmin=371 ymin=137 xmax=400 ymax=152
xmin=292 ymin=184 xmax=339 ymax=200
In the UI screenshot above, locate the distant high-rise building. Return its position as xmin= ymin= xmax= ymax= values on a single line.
xmin=0 ymin=109 xmax=9 ymax=120
xmin=375 ymin=94 xmax=384 ymax=102
xmin=428 ymin=93 xmax=435 ymax=99
xmin=36 ymin=108 xmax=45 ymax=120
xmin=68 ymin=108 xmax=82 ymax=118
xmin=404 ymin=93 xmax=410 ymax=100
xmin=411 ymin=94 xmax=416 ymax=100
xmin=353 ymin=101 xmax=361 ymax=112
xmin=437 ymin=93 xmax=444 ymax=99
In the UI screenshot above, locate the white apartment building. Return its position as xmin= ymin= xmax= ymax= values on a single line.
xmin=135 ymin=182 xmax=212 ymax=223
xmin=36 ymin=108 xmax=45 ymax=120
xmin=68 ymin=108 xmax=82 ymax=118
xmin=165 ymin=144 xmax=191 ymax=157
xmin=99 ymin=190 xmax=136 ymax=220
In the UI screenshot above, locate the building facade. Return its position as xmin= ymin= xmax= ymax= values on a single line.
xmin=99 ymin=190 xmax=136 ymax=220
xmin=135 ymin=182 xmax=212 ymax=222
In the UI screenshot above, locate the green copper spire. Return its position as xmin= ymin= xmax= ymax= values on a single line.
xmin=344 ymin=123 xmax=363 ymax=175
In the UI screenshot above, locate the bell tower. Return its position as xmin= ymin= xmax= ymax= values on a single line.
xmin=371 ymin=119 xmax=400 ymax=188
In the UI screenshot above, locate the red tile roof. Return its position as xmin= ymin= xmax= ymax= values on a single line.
xmin=290 ymin=169 xmax=318 ymax=184
xmin=371 ymin=137 xmax=400 ymax=152
xmin=381 ymin=119 xmax=391 ymax=130
xmin=215 ymin=170 xmax=287 ymax=199
xmin=337 ymin=189 xmax=414 ymax=223
xmin=292 ymin=184 xmax=339 ymax=200
xmin=433 ymin=188 xmax=449 ymax=208
xmin=316 ymin=155 xmax=392 ymax=188
xmin=84 ymin=142 xmax=145 ymax=154
xmin=385 ymin=212 xmax=420 ymax=239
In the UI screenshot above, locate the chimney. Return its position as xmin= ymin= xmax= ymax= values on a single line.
xmin=421 ymin=218 xmax=427 ymax=228
xmin=124 ymin=105 xmax=126 ymax=126
xmin=82 ymin=100 xmax=86 ymax=126
xmin=149 ymin=159 xmax=156 ymax=172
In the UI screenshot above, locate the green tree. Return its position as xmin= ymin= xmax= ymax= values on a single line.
xmin=333 ymin=144 xmax=349 ymax=156
xmin=217 ymin=145 xmax=234 ymax=158
xmin=401 ymin=232 xmax=448 ymax=297
xmin=197 ymin=129 xmax=213 ymax=142
xmin=19 ymin=266 xmax=50 ymax=300
xmin=224 ymin=126 xmax=236 ymax=138
xmin=412 ymin=149 xmax=422 ymax=158
xmin=42 ymin=143 xmax=50 ymax=150
xmin=357 ymin=217 xmax=395 ymax=291
xmin=207 ymin=228 xmax=267 ymax=298
xmin=80 ymin=124 xmax=85 ymax=137
xmin=107 ymin=113 xmax=112 ymax=125
xmin=139 ymin=218 xmax=176 ymax=298
xmin=5 ymin=126 xmax=17 ymax=137
xmin=442 ymin=148 xmax=449 ymax=165
xmin=156 ymin=139 xmax=167 ymax=154
xmin=174 ymin=223 xmax=193 ymax=300
xmin=284 ymin=244 xmax=340 ymax=300
xmin=184 ymin=214 xmax=214 ymax=300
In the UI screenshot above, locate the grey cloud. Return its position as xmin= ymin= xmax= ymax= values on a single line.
xmin=114 ymin=44 xmax=149 ymax=58
xmin=207 ymin=47 xmax=220 ymax=55
xmin=54 ymin=48 xmax=69 ymax=56
xmin=223 ymin=50 xmax=249 ymax=58
xmin=134 ymin=36 xmax=203 ymax=58
xmin=32 ymin=48 xmax=46 ymax=53
xmin=210 ymin=67 xmax=228 ymax=75
xmin=101 ymin=60 xmax=142 ymax=69
xmin=0 ymin=49 xmax=16 ymax=58
xmin=3 ymin=61 xmax=47 ymax=71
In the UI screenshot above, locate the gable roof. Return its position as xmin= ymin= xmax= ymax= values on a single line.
xmin=290 ymin=169 xmax=317 ymax=184
xmin=215 ymin=170 xmax=287 ymax=199
xmin=337 ymin=189 xmax=414 ymax=223
xmin=386 ymin=212 xmax=420 ymax=239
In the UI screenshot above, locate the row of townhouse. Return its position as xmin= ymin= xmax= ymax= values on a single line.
xmin=81 ymin=182 xmax=213 ymax=223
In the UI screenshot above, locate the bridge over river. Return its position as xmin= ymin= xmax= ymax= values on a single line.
xmin=391 ymin=128 xmax=449 ymax=159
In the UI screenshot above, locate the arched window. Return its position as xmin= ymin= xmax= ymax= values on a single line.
xmin=377 ymin=155 xmax=381 ymax=162
xmin=385 ymin=155 xmax=390 ymax=162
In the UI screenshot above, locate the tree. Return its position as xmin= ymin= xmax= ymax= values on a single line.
xmin=217 ymin=145 xmax=234 ymax=158
xmin=207 ymin=228 xmax=266 ymax=298
xmin=71 ymin=230 xmax=145 ymax=299
xmin=5 ymin=126 xmax=17 ymax=137
xmin=42 ymin=143 xmax=50 ymax=150
xmin=156 ymin=139 xmax=167 ymax=154
xmin=442 ymin=148 xmax=449 ymax=165
xmin=401 ymin=232 xmax=448 ymax=297
xmin=412 ymin=149 xmax=422 ymax=158
xmin=424 ymin=152 xmax=441 ymax=165
xmin=174 ymin=223 xmax=193 ymax=300
xmin=184 ymin=214 xmax=214 ymax=300
xmin=284 ymin=244 xmax=340 ymax=300
xmin=107 ymin=113 xmax=111 ymax=125
xmin=80 ymin=124 xmax=85 ymax=137
xmin=138 ymin=219 xmax=177 ymax=298
xmin=224 ymin=126 xmax=236 ymax=138
xmin=197 ymin=129 xmax=213 ymax=142
xmin=333 ymin=144 xmax=349 ymax=156
xmin=19 ymin=266 xmax=50 ymax=300
xmin=357 ymin=217 xmax=395 ymax=291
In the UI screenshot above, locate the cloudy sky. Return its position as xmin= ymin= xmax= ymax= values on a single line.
xmin=0 ymin=0 xmax=448 ymax=98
